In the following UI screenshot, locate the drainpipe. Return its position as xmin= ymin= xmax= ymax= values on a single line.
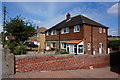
xmin=55 ymin=29 xmax=61 ymax=54
xmin=91 ymin=26 xmax=93 ymax=55
xmin=58 ymin=29 xmax=61 ymax=52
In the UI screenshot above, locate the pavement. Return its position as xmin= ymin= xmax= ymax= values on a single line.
xmin=0 ymin=44 xmax=10 ymax=79
xmin=10 ymin=67 xmax=119 ymax=78
xmin=0 ymin=44 xmax=2 ymax=79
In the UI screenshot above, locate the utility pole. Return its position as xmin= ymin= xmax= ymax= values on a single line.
xmin=2 ymin=6 xmax=6 ymax=47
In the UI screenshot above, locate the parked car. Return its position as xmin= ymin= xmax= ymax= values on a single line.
xmin=24 ymin=42 xmax=38 ymax=48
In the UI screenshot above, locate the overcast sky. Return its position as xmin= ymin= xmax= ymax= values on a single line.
xmin=0 ymin=1 xmax=119 ymax=36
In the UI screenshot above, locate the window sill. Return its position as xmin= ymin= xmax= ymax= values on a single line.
xmin=74 ymin=31 xmax=80 ymax=32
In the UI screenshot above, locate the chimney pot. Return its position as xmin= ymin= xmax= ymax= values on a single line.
xmin=66 ymin=12 xmax=71 ymax=20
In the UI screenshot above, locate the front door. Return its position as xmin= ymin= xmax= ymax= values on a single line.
xmin=99 ymin=43 xmax=102 ymax=54
xmin=66 ymin=45 xmax=69 ymax=52
xmin=74 ymin=44 xmax=77 ymax=54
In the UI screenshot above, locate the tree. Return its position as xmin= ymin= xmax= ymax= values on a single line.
xmin=5 ymin=16 xmax=35 ymax=44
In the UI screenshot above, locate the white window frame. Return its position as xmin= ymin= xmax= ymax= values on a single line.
xmin=51 ymin=30 xmax=56 ymax=35
xmin=74 ymin=25 xmax=80 ymax=32
xmin=61 ymin=43 xmax=66 ymax=49
xmin=37 ymin=32 xmax=40 ymax=37
xmin=46 ymin=31 xmax=49 ymax=36
xmin=99 ymin=27 xmax=102 ymax=33
xmin=51 ymin=43 xmax=56 ymax=48
xmin=61 ymin=28 xmax=69 ymax=34
xmin=87 ymin=43 xmax=91 ymax=50
xmin=103 ymin=28 xmax=106 ymax=33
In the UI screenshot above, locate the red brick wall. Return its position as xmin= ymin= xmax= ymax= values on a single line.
xmin=15 ymin=54 xmax=110 ymax=73
xmin=46 ymin=25 xmax=84 ymax=41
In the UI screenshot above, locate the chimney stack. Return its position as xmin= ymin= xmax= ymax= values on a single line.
xmin=66 ymin=12 xmax=71 ymax=20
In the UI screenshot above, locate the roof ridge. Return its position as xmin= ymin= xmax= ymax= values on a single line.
xmin=80 ymin=15 xmax=85 ymax=23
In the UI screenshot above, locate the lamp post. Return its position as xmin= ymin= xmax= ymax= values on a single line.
xmin=2 ymin=6 xmax=6 ymax=47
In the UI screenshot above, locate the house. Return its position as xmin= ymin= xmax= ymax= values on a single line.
xmin=29 ymin=27 xmax=47 ymax=51
xmin=45 ymin=13 xmax=108 ymax=55
xmin=5 ymin=36 xmax=15 ymax=41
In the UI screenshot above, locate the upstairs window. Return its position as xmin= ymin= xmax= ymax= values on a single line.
xmin=103 ymin=28 xmax=106 ymax=33
xmin=99 ymin=27 xmax=102 ymax=33
xmin=51 ymin=30 xmax=56 ymax=35
xmin=87 ymin=43 xmax=91 ymax=50
xmin=37 ymin=33 xmax=40 ymax=37
xmin=74 ymin=25 xmax=80 ymax=32
xmin=46 ymin=31 xmax=49 ymax=36
xmin=61 ymin=28 xmax=69 ymax=34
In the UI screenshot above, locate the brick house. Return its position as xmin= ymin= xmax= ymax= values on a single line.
xmin=29 ymin=27 xmax=47 ymax=51
xmin=45 ymin=13 xmax=108 ymax=55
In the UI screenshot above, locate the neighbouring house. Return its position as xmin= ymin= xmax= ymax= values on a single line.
xmin=45 ymin=13 xmax=108 ymax=55
xmin=29 ymin=27 xmax=47 ymax=51
xmin=5 ymin=36 xmax=15 ymax=41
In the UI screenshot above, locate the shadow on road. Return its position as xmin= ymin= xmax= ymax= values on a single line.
xmin=110 ymin=51 xmax=120 ymax=74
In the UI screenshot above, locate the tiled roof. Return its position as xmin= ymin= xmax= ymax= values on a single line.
xmin=36 ymin=27 xmax=47 ymax=33
xmin=47 ymin=15 xmax=108 ymax=31
xmin=66 ymin=40 xmax=83 ymax=44
xmin=6 ymin=36 xmax=15 ymax=39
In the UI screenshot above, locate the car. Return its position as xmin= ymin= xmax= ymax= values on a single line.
xmin=24 ymin=42 xmax=38 ymax=48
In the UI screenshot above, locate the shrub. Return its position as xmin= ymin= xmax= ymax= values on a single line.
xmin=108 ymin=40 xmax=120 ymax=50
xmin=13 ymin=45 xmax=27 ymax=55
xmin=4 ymin=40 xmax=16 ymax=53
xmin=60 ymin=51 xmax=69 ymax=54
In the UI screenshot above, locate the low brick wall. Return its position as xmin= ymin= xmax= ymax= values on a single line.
xmin=15 ymin=54 xmax=110 ymax=73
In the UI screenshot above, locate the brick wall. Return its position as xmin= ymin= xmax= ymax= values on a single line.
xmin=46 ymin=25 xmax=84 ymax=41
xmin=15 ymin=54 xmax=110 ymax=73
xmin=83 ymin=24 xmax=108 ymax=54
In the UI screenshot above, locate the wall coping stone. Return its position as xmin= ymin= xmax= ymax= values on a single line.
xmin=15 ymin=53 xmax=109 ymax=59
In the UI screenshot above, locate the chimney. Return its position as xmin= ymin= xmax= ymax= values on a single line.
xmin=66 ymin=12 xmax=71 ymax=20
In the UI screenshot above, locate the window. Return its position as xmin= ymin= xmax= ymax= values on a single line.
xmin=37 ymin=33 xmax=40 ymax=37
xmin=87 ymin=43 xmax=91 ymax=50
xmin=61 ymin=28 xmax=69 ymax=34
xmin=103 ymin=28 xmax=106 ymax=33
xmin=51 ymin=30 xmax=56 ymax=35
xmin=78 ymin=45 xmax=83 ymax=53
xmin=99 ymin=27 xmax=102 ymax=33
xmin=74 ymin=25 xmax=80 ymax=32
xmin=61 ymin=43 xmax=66 ymax=49
xmin=51 ymin=43 xmax=56 ymax=48
xmin=46 ymin=31 xmax=49 ymax=36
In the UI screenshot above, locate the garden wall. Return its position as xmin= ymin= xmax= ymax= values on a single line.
xmin=15 ymin=54 xmax=110 ymax=73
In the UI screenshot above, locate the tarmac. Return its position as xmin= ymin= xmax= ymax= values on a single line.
xmin=10 ymin=67 xmax=119 ymax=78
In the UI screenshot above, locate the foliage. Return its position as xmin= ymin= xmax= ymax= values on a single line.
xmin=4 ymin=40 xmax=17 ymax=53
xmin=108 ymin=40 xmax=120 ymax=50
xmin=5 ymin=15 xmax=35 ymax=44
xmin=13 ymin=45 xmax=27 ymax=55
xmin=60 ymin=51 xmax=69 ymax=54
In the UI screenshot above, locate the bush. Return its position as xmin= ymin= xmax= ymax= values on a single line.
xmin=108 ymin=40 xmax=120 ymax=50
xmin=4 ymin=40 xmax=16 ymax=52
xmin=13 ymin=45 xmax=27 ymax=55
xmin=60 ymin=51 xmax=69 ymax=54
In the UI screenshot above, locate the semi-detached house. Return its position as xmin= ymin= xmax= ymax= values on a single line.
xmin=45 ymin=13 xmax=108 ymax=55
